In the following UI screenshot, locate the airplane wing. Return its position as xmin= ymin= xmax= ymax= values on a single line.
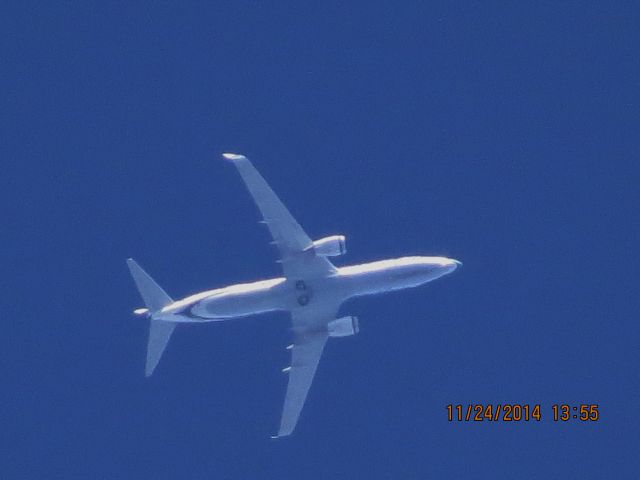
xmin=223 ymin=153 xmax=336 ymax=279
xmin=274 ymin=304 xmax=338 ymax=437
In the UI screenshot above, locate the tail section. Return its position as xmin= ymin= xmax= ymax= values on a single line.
xmin=126 ymin=258 xmax=177 ymax=377
xmin=144 ymin=320 xmax=177 ymax=377
xmin=127 ymin=258 xmax=173 ymax=312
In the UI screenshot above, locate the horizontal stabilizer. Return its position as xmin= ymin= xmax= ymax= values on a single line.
xmin=146 ymin=320 xmax=177 ymax=377
xmin=126 ymin=258 xmax=173 ymax=312
xmin=126 ymin=258 xmax=176 ymax=377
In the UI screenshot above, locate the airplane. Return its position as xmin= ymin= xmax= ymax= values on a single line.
xmin=127 ymin=153 xmax=461 ymax=438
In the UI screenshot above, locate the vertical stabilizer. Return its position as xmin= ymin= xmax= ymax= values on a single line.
xmin=126 ymin=259 xmax=176 ymax=377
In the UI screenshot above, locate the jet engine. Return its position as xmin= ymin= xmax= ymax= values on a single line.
xmin=328 ymin=315 xmax=359 ymax=337
xmin=310 ymin=235 xmax=346 ymax=257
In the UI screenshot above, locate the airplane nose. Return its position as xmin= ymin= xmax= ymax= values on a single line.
xmin=444 ymin=259 xmax=462 ymax=272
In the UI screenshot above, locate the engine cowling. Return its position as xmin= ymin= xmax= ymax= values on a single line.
xmin=328 ymin=315 xmax=359 ymax=337
xmin=311 ymin=235 xmax=346 ymax=257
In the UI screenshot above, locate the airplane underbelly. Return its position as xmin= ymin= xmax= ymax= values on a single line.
xmin=191 ymin=290 xmax=283 ymax=319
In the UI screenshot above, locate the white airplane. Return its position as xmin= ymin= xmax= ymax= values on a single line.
xmin=127 ymin=153 xmax=461 ymax=438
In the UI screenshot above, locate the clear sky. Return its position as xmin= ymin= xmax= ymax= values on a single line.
xmin=2 ymin=2 xmax=639 ymax=478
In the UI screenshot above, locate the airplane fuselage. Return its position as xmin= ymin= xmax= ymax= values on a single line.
xmin=128 ymin=153 xmax=462 ymax=436
xmin=155 ymin=256 xmax=460 ymax=323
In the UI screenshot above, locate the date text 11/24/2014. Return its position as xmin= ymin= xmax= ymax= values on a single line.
xmin=446 ymin=404 xmax=600 ymax=422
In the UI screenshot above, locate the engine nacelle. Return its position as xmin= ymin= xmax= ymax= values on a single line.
xmin=310 ymin=235 xmax=346 ymax=257
xmin=328 ymin=315 xmax=359 ymax=337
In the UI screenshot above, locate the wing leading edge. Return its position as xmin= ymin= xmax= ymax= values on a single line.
xmin=273 ymin=304 xmax=339 ymax=438
xmin=222 ymin=153 xmax=340 ymax=437
xmin=275 ymin=330 xmax=328 ymax=437
xmin=223 ymin=153 xmax=336 ymax=279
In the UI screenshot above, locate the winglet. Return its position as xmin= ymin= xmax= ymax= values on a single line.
xmin=222 ymin=153 xmax=246 ymax=161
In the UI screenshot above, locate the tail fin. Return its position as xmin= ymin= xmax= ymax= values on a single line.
xmin=126 ymin=259 xmax=177 ymax=377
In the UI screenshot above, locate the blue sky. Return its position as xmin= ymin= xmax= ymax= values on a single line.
xmin=2 ymin=2 xmax=639 ymax=478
